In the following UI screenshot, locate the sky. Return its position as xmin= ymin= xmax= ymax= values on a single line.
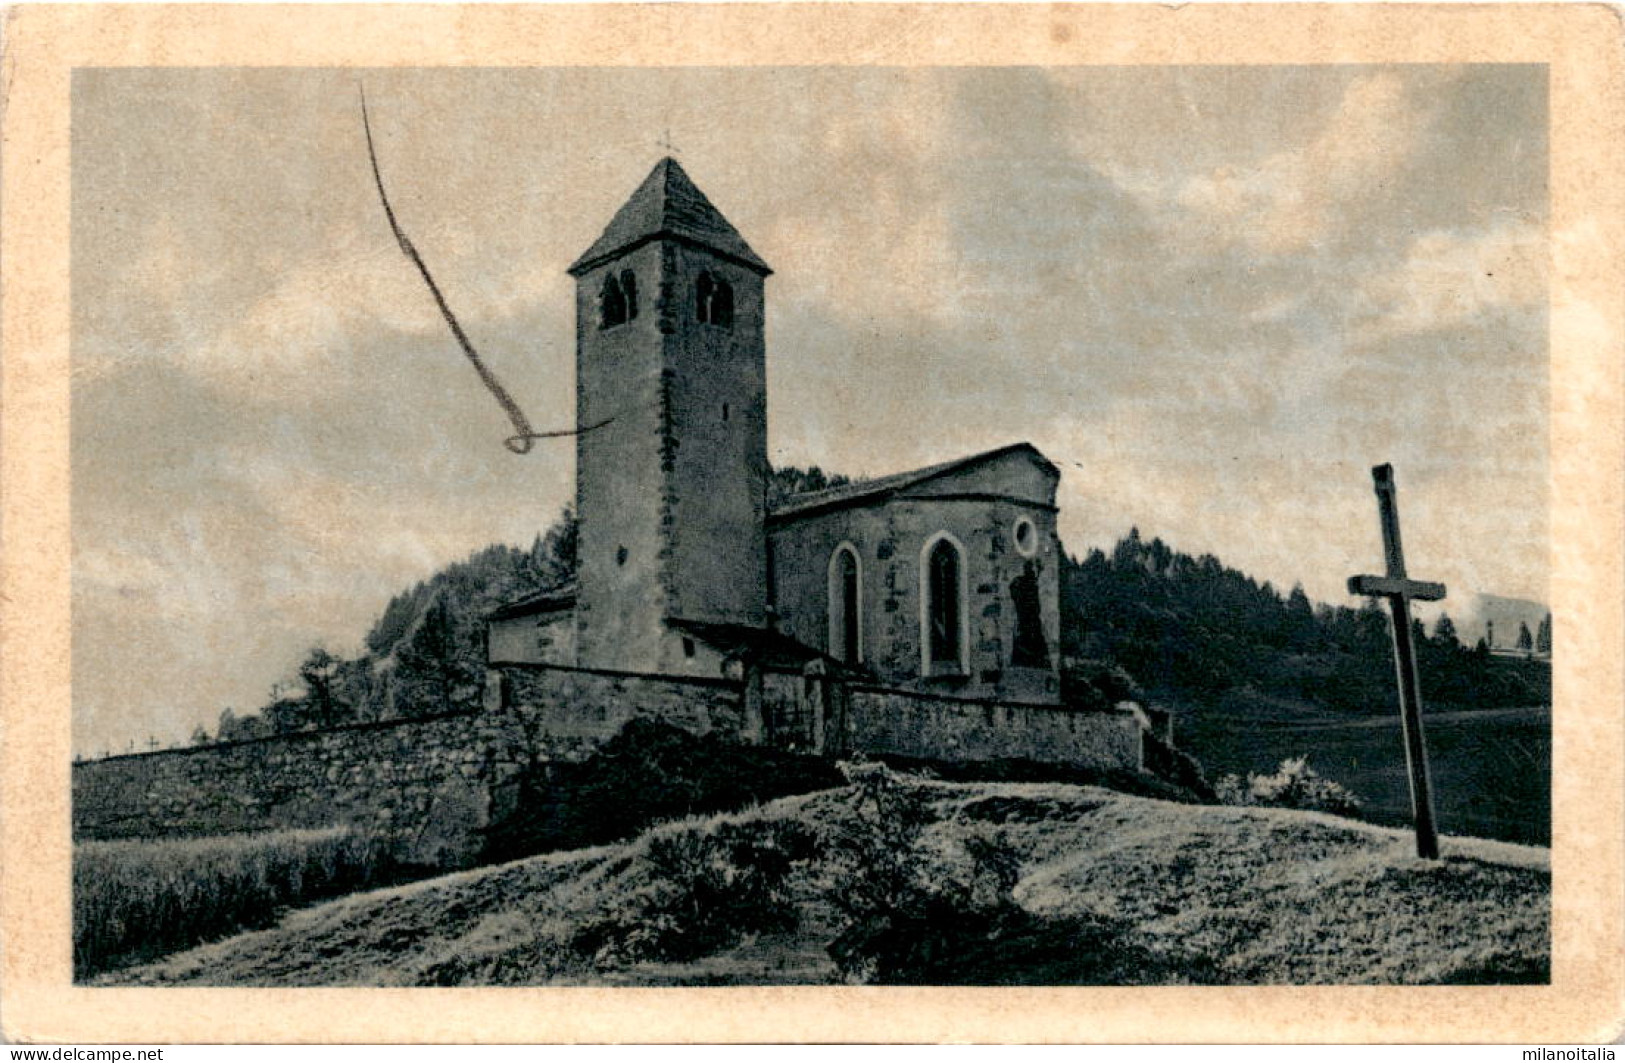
xmin=71 ymin=65 xmax=1549 ymax=755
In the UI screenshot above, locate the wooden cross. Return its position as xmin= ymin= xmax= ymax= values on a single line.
xmin=1348 ymin=463 xmax=1446 ymax=859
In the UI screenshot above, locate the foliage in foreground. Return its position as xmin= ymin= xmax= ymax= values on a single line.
xmin=548 ymin=762 xmax=1032 ymax=983
xmin=74 ymin=827 xmax=408 ymax=979
xmin=481 ymin=718 xmax=845 ymax=863
xmin=100 ymin=773 xmax=1549 ymax=988
xmin=568 ymin=818 xmax=819 ymax=968
xmin=1213 ymin=755 xmax=1364 ymax=816
xmin=815 ymin=763 xmax=1025 ymax=983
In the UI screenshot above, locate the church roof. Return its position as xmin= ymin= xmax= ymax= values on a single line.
xmin=666 ymin=618 xmax=844 ymax=672
xmin=568 ymin=157 xmax=771 ymax=277
xmin=487 ymin=584 xmax=577 ymax=622
xmin=767 ymin=442 xmax=1059 ymax=523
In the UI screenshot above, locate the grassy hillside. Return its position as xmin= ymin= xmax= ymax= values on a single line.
xmin=75 ymin=827 xmax=417 ymax=980
xmin=101 ymin=775 xmax=1548 ymax=987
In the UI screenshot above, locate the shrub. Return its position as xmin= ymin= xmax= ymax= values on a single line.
xmin=569 ymin=817 xmax=818 ymax=968
xmin=75 ymin=827 xmax=408 ymax=979
xmin=482 ymin=718 xmax=844 ymax=863
xmin=1060 ymin=661 xmax=1147 ymax=713
xmin=1214 ymin=756 xmax=1363 ymax=816
xmin=816 ymin=763 xmax=1024 ymax=984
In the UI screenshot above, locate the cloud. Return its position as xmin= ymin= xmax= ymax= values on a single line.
xmin=1355 ymin=221 xmax=1545 ymax=340
xmin=755 ymin=71 xmax=957 ymax=322
xmin=1112 ymin=71 xmax=1450 ymax=256
xmin=1249 ymin=72 xmax=1434 ymax=252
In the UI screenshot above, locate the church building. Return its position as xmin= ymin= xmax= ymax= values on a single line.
xmin=488 ymin=158 xmax=1066 ymax=708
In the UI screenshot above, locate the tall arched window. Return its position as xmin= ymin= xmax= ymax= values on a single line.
xmin=827 ymin=543 xmax=863 ymax=665
xmin=599 ymin=272 xmax=628 ymax=329
xmin=696 ymin=271 xmax=734 ymax=328
xmin=921 ymin=533 xmax=967 ymax=676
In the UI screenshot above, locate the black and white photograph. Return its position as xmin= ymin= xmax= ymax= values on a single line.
xmin=4 ymin=2 xmax=1622 ymax=1044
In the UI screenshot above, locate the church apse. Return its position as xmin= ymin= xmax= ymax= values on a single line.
xmin=767 ymin=444 xmax=1063 ymax=703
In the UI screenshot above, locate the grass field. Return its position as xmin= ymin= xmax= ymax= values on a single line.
xmin=75 ymin=827 xmax=408 ymax=979
xmin=1177 ymin=702 xmax=1551 ymax=845
xmin=100 ymin=777 xmax=1550 ymax=987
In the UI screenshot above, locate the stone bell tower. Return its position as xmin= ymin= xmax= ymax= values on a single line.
xmin=567 ymin=158 xmax=772 ymax=673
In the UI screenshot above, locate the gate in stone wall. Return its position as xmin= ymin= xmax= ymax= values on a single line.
xmin=759 ymin=659 xmax=850 ymax=757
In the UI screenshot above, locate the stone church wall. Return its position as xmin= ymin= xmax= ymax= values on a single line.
xmin=769 ymin=495 xmax=1062 ymax=701
xmin=495 ymin=662 xmax=744 ymax=739
xmin=573 ymin=240 xmax=676 ymax=673
xmin=660 ymin=243 xmax=769 ymax=633
xmin=487 ymin=609 xmax=576 ymax=666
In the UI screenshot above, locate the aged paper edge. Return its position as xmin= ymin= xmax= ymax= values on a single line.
xmin=2 ymin=2 xmax=1621 ymax=1045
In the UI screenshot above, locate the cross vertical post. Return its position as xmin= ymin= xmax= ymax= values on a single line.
xmin=1348 ymin=463 xmax=1445 ymax=860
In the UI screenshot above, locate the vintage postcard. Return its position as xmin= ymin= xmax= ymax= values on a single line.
xmin=2 ymin=2 xmax=1621 ymax=1044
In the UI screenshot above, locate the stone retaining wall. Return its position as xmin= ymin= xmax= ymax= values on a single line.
xmin=847 ymin=685 xmax=1143 ymax=771
xmin=73 ymin=664 xmax=746 ymax=867
xmin=73 ymin=663 xmax=1143 ymax=866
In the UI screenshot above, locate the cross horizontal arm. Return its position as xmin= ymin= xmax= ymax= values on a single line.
xmin=1348 ymin=574 xmax=1447 ymax=601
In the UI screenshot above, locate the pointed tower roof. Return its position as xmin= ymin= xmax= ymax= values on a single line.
xmin=568 ymin=157 xmax=772 ymax=277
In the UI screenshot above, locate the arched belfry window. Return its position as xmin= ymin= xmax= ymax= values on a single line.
xmin=620 ymin=270 xmax=639 ymax=321
xmin=921 ymin=533 xmax=967 ymax=677
xmin=696 ymin=271 xmax=734 ymax=328
xmin=600 ymin=272 xmax=629 ymax=330
xmin=827 ymin=543 xmax=863 ymax=665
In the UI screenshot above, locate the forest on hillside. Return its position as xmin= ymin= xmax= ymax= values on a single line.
xmin=208 ymin=466 xmax=850 ymax=743
xmin=1063 ymin=529 xmax=1551 ymax=715
xmin=204 ymin=474 xmax=1548 ymax=744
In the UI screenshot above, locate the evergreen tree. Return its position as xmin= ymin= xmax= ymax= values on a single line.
xmin=1517 ymin=621 xmax=1534 ymax=652
xmin=395 ymin=595 xmax=457 ymax=717
xmin=298 ymin=646 xmax=346 ymax=728
xmin=189 ymin=724 xmax=210 ymax=746
xmin=766 ymin=464 xmax=853 ymax=506
xmin=1536 ymin=612 xmax=1552 ymax=655
xmin=532 ymin=507 xmax=579 ymax=586
xmin=1285 ymin=584 xmax=1315 ymax=648
xmin=1061 ymin=529 xmax=1548 ymax=715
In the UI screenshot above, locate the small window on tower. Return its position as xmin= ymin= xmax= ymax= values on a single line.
xmin=696 ymin=271 xmax=734 ymax=329
xmin=713 ymin=278 xmax=733 ymax=328
xmin=620 ymin=270 xmax=639 ymax=321
xmin=600 ymin=273 xmax=628 ymax=330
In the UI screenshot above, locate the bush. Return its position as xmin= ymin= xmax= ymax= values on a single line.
xmin=569 ymin=816 xmax=818 ymax=968
xmin=1060 ymin=661 xmax=1147 ymax=713
xmin=816 ymin=763 xmax=1024 ymax=984
xmin=75 ymin=827 xmax=407 ymax=980
xmin=1214 ymin=756 xmax=1363 ymax=816
xmin=482 ymin=718 xmax=844 ymax=863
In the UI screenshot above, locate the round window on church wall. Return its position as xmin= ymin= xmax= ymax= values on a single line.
xmin=1013 ymin=517 xmax=1039 ymax=557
